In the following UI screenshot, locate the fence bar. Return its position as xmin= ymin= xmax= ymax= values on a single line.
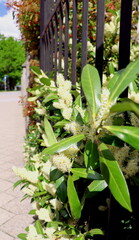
xmin=119 ymin=0 xmax=133 ymax=70
xmin=95 ymin=0 xmax=105 ymax=80
xmin=64 ymin=0 xmax=69 ymax=79
xmin=42 ymin=0 xmax=63 ymax=36
xmin=50 ymin=21 xmax=54 ymax=72
xmin=81 ymin=0 xmax=89 ymax=70
xmin=40 ymin=0 xmax=47 ymax=71
xmin=59 ymin=3 xmax=63 ymax=72
xmin=71 ymin=0 xmax=78 ymax=85
xmin=54 ymin=11 xmax=58 ymax=80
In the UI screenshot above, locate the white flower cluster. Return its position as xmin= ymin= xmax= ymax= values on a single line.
xmin=35 ymin=100 xmax=46 ymax=116
xmin=64 ymin=121 xmax=89 ymax=136
xmin=42 ymin=181 xmax=56 ymax=196
xmin=12 ymin=166 xmax=39 ymax=184
xmin=104 ymin=15 xmax=120 ymax=37
xmin=108 ymin=145 xmax=139 ymax=179
xmin=93 ymin=87 xmax=111 ymax=132
xmin=36 ymin=208 xmax=54 ymax=222
xmin=23 ymin=184 xmax=37 ymax=197
xmin=53 ymin=73 xmax=73 ymax=120
xmin=87 ymin=41 xmax=95 ymax=53
xmin=128 ymin=91 xmax=139 ymax=104
xmin=50 ymin=153 xmax=72 ymax=173
xmin=27 ymin=225 xmax=45 ymax=240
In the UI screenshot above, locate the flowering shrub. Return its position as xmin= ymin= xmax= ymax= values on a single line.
xmin=13 ymin=57 xmax=139 ymax=239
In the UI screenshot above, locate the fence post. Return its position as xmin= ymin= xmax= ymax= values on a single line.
xmin=95 ymin=0 xmax=105 ymax=81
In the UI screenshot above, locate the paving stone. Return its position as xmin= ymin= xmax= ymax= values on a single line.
xmin=0 ymin=192 xmax=14 ymax=207
xmin=0 ymin=214 xmax=33 ymax=238
xmin=0 ymin=230 xmax=14 ymax=240
xmin=2 ymin=197 xmax=31 ymax=215
xmin=0 ymin=208 xmax=14 ymax=225
xmin=0 ymin=169 xmax=15 ymax=180
xmin=0 ymin=179 xmax=13 ymax=192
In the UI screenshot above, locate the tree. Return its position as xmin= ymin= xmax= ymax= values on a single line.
xmin=0 ymin=34 xmax=25 ymax=89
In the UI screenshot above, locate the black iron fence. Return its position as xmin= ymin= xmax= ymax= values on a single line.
xmin=40 ymin=1 xmax=136 ymax=239
xmin=40 ymin=0 xmax=133 ymax=84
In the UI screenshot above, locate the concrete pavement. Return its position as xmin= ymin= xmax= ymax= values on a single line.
xmin=0 ymin=92 xmax=32 ymax=240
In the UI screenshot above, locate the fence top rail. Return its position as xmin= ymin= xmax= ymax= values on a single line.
xmin=41 ymin=0 xmax=65 ymax=38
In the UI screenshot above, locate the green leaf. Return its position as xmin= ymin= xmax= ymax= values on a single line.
xmin=56 ymin=176 xmax=67 ymax=203
xmin=43 ymin=94 xmax=58 ymax=104
xmin=99 ymin=143 xmax=132 ymax=212
xmin=88 ymin=180 xmax=107 ymax=193
xmin=31 ymin=66 xmax=42 ymax=76
xmin=108 ymin=58 xmax=139 ymax=103
xmin=50 ymin=167 xmax=63 ymax=181
xmin=42 ymin=134 xmax=85 ymax=155
xmin=35 ymin=220 xmax=44 ymax=235
xmin=107 ymin=69 xmax=123 ymax=91
xmin=67 ymin=175 xmax=81 ymax=219
xmin=44 ymin=116 xmax=57 ymax=146
xmin=27 ymin=96 xmax=38 ymax=102
xmin=86 ymin=228 xmax=104 ymax=236
xmin=54 ymin=120 xmax=69 ymax=128
xmin=81 ymin=64 xmax=101 ymax=121
xmin=33 ymin=191 xmax=47 ymax=197
xmin=84 ymin=141 xmax=99 ymax=169
xmin=110 ymin=99 xmax=139 ymax=118
xmin=28 ymin=209 xmax=36 ymax=215
xmin=71 ymin=168 xmax=103 ymax=180
xmin=17 ymin=233 xmax=27 ymax=240
xmin=104 ymin=125 xmax=139 ymax=151
xmin=40 ymin=77 xmax=50 ymax=86
xmin=13 ymin=180 xmax=23 ymax=189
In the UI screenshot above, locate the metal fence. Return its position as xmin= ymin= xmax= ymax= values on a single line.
xmin=40 ymin=0 xmax=133 ymax=84
xmin=40 ymin=1 xmax=134 ymax=239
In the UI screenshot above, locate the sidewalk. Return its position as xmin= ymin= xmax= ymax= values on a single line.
xmin=0 ymin=92 xmax=32 ymax=240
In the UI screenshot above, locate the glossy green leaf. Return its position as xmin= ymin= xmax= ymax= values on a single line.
xmin=67 ymin=175 xmax=81 ymax=219
xmin=86 ymin=228 xmax=104 ymax=236
xmin=107 ymin=69 xmax=123 ymax=91
xmin=27 ymin=96 xmax=38 ymax=102
xmin=40 ymin=77 xmax=50 ymax=86
xmin=84 ymin=141 xmax=99 ymax=169
xmin=31 ymin=66 xmax=42 ymax=76
xmin=44 ymin=116 xmax=57 ymax=146
xmin=81 ymin=64 xmax=101 ymax=121
xmin=28 ymin=209 xmax=36 ymax=215
xmin=56 ymin=176 xmax=67 ymax=203
xmin=13 ymin=180 xmax=23 ymax=189
xmin=43 ymin=94 xmax=58 ymax=104
xmin=110 ymin=99 xmax=139 ymax=117
xmin=54 ymin=120 xmax=69 ymax=128
xmin=42 ymin=134 xmax=85 ymax=155
xmin=104 ymin=125 xmax=139 ymax=150
xmin=50 ymin=167 xmax=63 ymax=181
xmin=99 ymin=143 xmax=132 ymax=212
xmin=88 ymin=180 xmax=107 ymax=193
xmin=71 ymin=168 xmax=103 ymax=180
xmin=108 ymin=58 xmax=139 ymax=103
xmin=17 ymin=233 xmax=27 ymax=240
xmin=35 ymin=220 xmax=44 ymax=235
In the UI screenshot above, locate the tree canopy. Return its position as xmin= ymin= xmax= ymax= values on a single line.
xmin=0 ymin=34 xmax=25 ymax=86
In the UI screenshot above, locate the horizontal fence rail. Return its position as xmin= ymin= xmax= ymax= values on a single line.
xmin=40 ymin=0 xmax=133 ymax=85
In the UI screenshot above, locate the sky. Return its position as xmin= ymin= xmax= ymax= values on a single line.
xmin=0 ymin=0 xmax=21 ymax=39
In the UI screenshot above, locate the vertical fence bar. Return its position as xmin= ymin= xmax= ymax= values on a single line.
xmin=81 ymin=0 xmax=89 ymax=70
xmin=59 ymin=2 xmax=63 ymax=72
xmin=40 ymin=0 xmax=46 ymax=71
xmin=54 ymin=11 xmax=58 ymax=80
xmin=119 ymin=0 xmax=133 ymax=98
xmin=119 ymin=0 xmax=133 ymax=70
xmin=71 ymin=0 xmax=78 ymax=85
xmin=50 ymin=21 xmax=55 ymax=72
xmin=64 ymin=0 xmax=69 ymax=79
xmin=95 ymin=0 xmax=105 ymax=81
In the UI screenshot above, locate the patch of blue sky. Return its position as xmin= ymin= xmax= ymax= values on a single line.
xmin=0 ymin=2 xmax=8 ymax=17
